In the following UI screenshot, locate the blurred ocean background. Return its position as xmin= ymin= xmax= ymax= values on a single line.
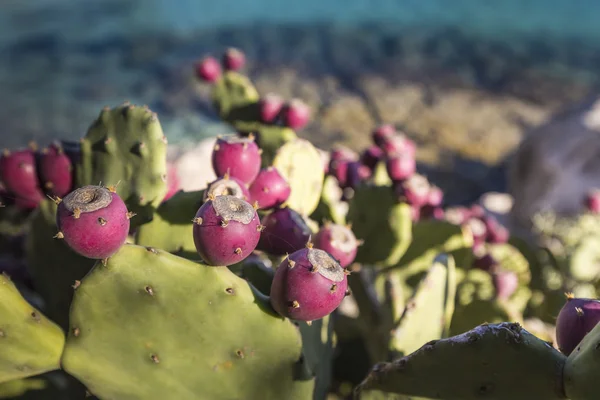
xmin=2 ymin=0 xmax=600 ymax=203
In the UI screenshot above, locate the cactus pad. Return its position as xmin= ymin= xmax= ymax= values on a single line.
xmin=77 ymin=103 xmax=168 ymax=225
xmin=357 ymin=322 xmax=567 ymax=400
xmin=211 ymin=71 xmax=260 ymax=122
xmin=272 ymin=138 xmax=325 ymax=216
xmin=0 ymin=274 xmax=65 ymax=384
xmin=61 ymin=244 xmax=314 ymax=400
xmin=564 ymin=319 xmax=600 ymax=400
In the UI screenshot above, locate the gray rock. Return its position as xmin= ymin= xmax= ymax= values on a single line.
xmin=508 ymin=95 xmax=600 ymax=230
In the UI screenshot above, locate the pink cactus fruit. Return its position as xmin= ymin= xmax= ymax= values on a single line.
xmin=248 ymin=167 xmax=291 ymax=210
xmin=211 ymin=134 xmax=261 ymax=185
xmin=360 ymin=145 xmax=384 ymax=170
xmin=584 ymin=189 xmax=600 ymax=214
xmin=346 ymin=161 xmax=372 ymax=189
xmin=492 ymin=270 xmax=519 ymax=301
xmin=394 ymin=174 xmax=430 ymax=207
xmin=257 ymin=207 xmax=312 ymax=256
xmin=556 ymin=295 xmax=600 ymax=356
xmin=195 ymin=56 xmax=222 ymax=82
xmin=55 ymin=185 xmax=132 ymax=260
xmin=282 ymin=99 xmax=311 ymax=130
xmin=222 ymin=47 xmax=246 ymax=71
xmin=386 ymin=153 xmax=416 ymax=182
xmin=260 ymin=93 xmax=285 ymax=124
xmin=203 ymin=173 xmax=250 ymax=203
xmin=0 ymin=147 xmax=45 ymax=209
xmin=270 ymin=245 xmax=349 ymax=321
xmin=192 ymin=194 xmax=262 ymax=266
xmin=39 ymin=142 xmax=73 ymax=198
xmin=313 ymin=223 xmax=360 ymax=268
xmin=371 ymin=124 xmax=396 ymax=147
xmin=328 ymin=147 xmax=358 ymax=188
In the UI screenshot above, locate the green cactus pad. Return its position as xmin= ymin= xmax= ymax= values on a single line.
xmin=254 ymin=126 xmax=298 ymax=167
xmin=564 ymin=320 xmax=600 ymax=400
xmin=567 ymin=236 xmax=600 ymax=282
xmin=61 ymin=244 xmax=314 ymax=400
xmin=0 ymin=378 xmax=47 ymax=399
xmin=297 ymin=316 xmax=336 ymax=400
xmin=77 ymin=103 xmax=168 ymax=226
xmin=211 ymin=71 xmax=260 ymax=122
xmin=310 ymin=175 xmax=348 ymax=226
xmin=389 ymin=254 xmax=457 ymax=357
xmin=356 ymin=322 xmax=567 ymax=400
xmin=272 ymin=138 xmax=325 ymax=216
xmin=239 ymin=257 xmax=274 ymax=296
xmin=0 ymin=274 xmax=65 ymax=384
xmin=487 ymin=243 xmax=531 ymax=286
xmin=24 ymin=199 xmax=95 ymax=330
xmin=134 ymin=190 xmax=204 ymax=260
xmin=347 ymin=185 xmax=412 ymax=267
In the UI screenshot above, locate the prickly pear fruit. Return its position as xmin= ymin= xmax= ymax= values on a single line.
xmin=371 ymin=124 xmax=396 ymax=147
xmin=564 ymin=318 xmax=600 ymax=400
xmin=360 ymin=145 xmax=384 ymax=170
xmin=346 ymin=161 xmax=371 ymax=189
xmin=39 ymin=142 xmax=73 ymax=198
xmin=584 ymin=189 xmax=600 ymax=213
xmin=212 ymin=135 xmax=261 ymax=185
xmin=260 ymin=94 xmax=284 ymax=123
xmin=203 ymin=174 xmax=250 ymax=202
xmin=222 ymin=48 xmax=246 ymax=71
xmin=193 ymin=195 xmax=261 ymax=266
xmin=248 ymin=167 xmax=291 ymax=210
xmin=257 ymin=207 xmax=312 ymax=256
xmin=313 ymin=223 xmax=359 ymax=268
xmin=492 ymin=270 xmax=519 ymax=301
xmin=380 ymin=133 xmax=416 ymax=158
xmin=270 ymin=246 xmax=348 ymax=321
xmin=195 ymin=56 xmax=222 ymax=82
xmin=0 ymin=148 xmax=44 ymax=209
xmin=55 ymin=185 xmax=131 ymax=260
xmin=394 ymin=174 xmax=430 ymax=206
xmin=282 ymin=99 xmax=310 ymax=130
xmin=555 ymin=295 xmax=600 ymax=356
xmin=386 ymin=153 xmax=416 ymax=182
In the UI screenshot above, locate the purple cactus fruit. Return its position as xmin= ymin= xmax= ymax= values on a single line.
xmin=346 ymin=161 xmax=372 ymax=189
xmin=584 ymin=189 xmax=600 ymax=214
xmin=222 ymin=48 xmax=246 ymax=71
xmin=260 ymin=94 xmax=284 ymax=123
xmin=444 ymin=206 xmax=470 ymax=225
xmin=380 ymin=134 xmax=416 ymax=158
xmin=427 ymin=185 xmax=444 ymax=207
xmin=419 ymin=205 xmax=444 ymax=220
xmin=269 ymin=246 xmax=349 ymax=321
xmin=473 ymin=253 xmax=498 ymax=271
xmin=556 ymin=296 xmax=600 ymax=355
xmin=330 ymin=147 xmax=358 ymax=163
xmin=248 ymin=167 xmax=291 ymax=210
xmin=282 ymin=99 xmax=310 ymax=130
xmin=257 ymin=207 xmax=312 ymax=256
xmin=492 ymin=270 xmax=518 ymax=301
xmin=487 ymin=223 xmax=509 ymax=244
xmin=360 ymin=145 xmax=384 ymax=170
xmin=55 ymin=185 xmax=131 ymax=260
xmin=466 ymin=217 xmax=488 ymax=247
xmin=386 ymin=153 xmax=416 ymax=182
xmin=469 ymin=204 xmax=486 ymax=219
xmin=192 ymin=195 xmax=262 ymax=266
xmin=211 ymin=135 xmax=261 ymax=185
xmin=203 ymin=174 xmax=250 ymax=203
xmin=195 ymin=56 xmax=222 ymax=83
xmin=371 ymin=124 xmax=396 ymax=147
xmin=394 ymin=174 xmax=430 ymax=206
xmin=39 ymin=142 xmax=73 ymax=197
xmin=313 ymin=223 xmax=360 ymax=268
xmin=0 ymin=148 xmax=45 ymax=209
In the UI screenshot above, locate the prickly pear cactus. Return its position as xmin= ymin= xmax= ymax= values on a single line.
xmin=272 ymin=138 xmax=325 ymax=216
xmin=255 ymin=126 xmax=298 ymax=168
xmin=211 ymin=71 xmax=260 ymax=123
xmin=134 ymin=190 xmax=204 ymax=260
xmin=0 ymin=378 xmax=46 ymax=399
xmin=0 ymin=274 xmax=65 ymax=384
xmin=356 ymin=322 xmax=567 ymax=400
xmin=311 ymin=175 xmax=348 ymax=226
xmin=347 ymin=185 xmax=412 ymax=267
xmin=77 ymin=103 xmax=168 ymax=226
xmin=61 ymin=244 xmax=314 ymax=400
xmin=563 ymin=319 xmax=600 ymax=400
xmin=389 ymin=254 xmax=457 ymax=357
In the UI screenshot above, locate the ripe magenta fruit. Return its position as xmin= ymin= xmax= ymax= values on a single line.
xmin=282 ymin=99 xmax=310 ymax=130
xmin=270 ymin=246 xmax=349 ymax=321
xmin=386 ymin=153 xmax=416 ymax=181
xmin=394 ymin=174 xmax=430 ymax=206
xmin=0 ymin=148 xmax=45 ymax=209
xmin=379 ymin=134 xmax=416 ymax=157
xmin=193 ymin=195 xmax=261 ymax=266
xmin=492 ymin=270 xmax=518 ymax=301
xmin=222 ymin=48 xmax=246 ymax=71
xmin=211 ymin=135 xmax=261 ymax=185
xmin=360 ymin=145 xmax=384 ymax=170
xmin=313 ymin=223 xmax=359 ymax=268
xmin=346 ymin=161 xmax=372 ymax=189
xmin=203 ymin=174 xmax=250 ymax=202
xmin=371 ymin=124 xmax=396 ymax=147
xmin=195 ymin=56 xmax=222 ymax=82
xmin=585 ymin=189 xmax=600 ymax=213
xmin=260 ymin=93 xmax=284 ymax=123
xmin=248 ymin=167 xmax=291 ymax=210
xmin=427 ymin=185 xmax=444 ymax=207
xmin=556 ymin=296 xmax=600 ymax=355
xmin=55 ymin=185 xmax=131 ymax=260
xmin=39 ymin=142 xmax=73 ymax=197
xmin=257 ymin=207 xmax=312 ymax=255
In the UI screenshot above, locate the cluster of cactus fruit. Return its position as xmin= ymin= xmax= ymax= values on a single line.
xmin=1 ymin=48 xmax=600 ymax=400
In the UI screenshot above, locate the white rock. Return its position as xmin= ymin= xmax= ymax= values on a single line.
xmin=169 ymin=137 xmax=217 ymax=192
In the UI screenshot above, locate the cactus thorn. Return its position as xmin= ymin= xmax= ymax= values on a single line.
xmin=53 ymin=231 xmax=64 ymax=239
xmin=288 ymin=258 xmax=296 ymax=268
xmin=576 ymin=307 xmax=584 ymax=317
xmin=221 ymin=219 xmax=229 ymax=228
xmin=290 ymin=300 xmax=300 ymax=309
xmin=345 ymin=289 xmax=352 ymax=297
xmin=101 ymin=258 xmax=108 ymax=266
xmin=193 ymin=217 xmax=203 ymax=225
xmin=161 ymin=135 xmax=168 ymax=144
xmin=145 ymin=285 xmax=154 ymax=296
xmin=223 ymin=170 xmax=230 ymax=180
xmin=97 ymin=217 xmax=107 ymax=226
xmin=72 ymin=280 xmax=81 ymax=289
xmin=146 ymin=247 xmax=158 ymax=254
xmin=236 ymin=350 xmax=244 ymax=359
xmin=31 ymin=311 xmax=40 ymax=322
xmin=107 ymin=180 xmax=121 ymax=193
xmin=225 ymin=287 xmax=235 ymax=294
xmin=47 ymin=194 xmax=62 ymax=204
xmin=305 ymin=236 xmax=313 ymax=249
xmin=310 ymin=265 xmax=319 ymax=273
xmin=150 ymin=354 xmax=160 ymax=364
xmin=330 ymin=284 xmax=337 ymax=293
xmin=262 ymin=186 xmax=270 ymax=193
xmin=565 ymin=292 xmax=575 ymax=300
xmin=258 ymin=148 xmax=263 ymax=155
xmin=207 ymin=193 xmax=216 ymax=202
xmin=85 ymin=390 xmax=93 ymax=398
xmin=235 ymin=247 xmax=243 ymax=256
xmin=45 ymin=181 xmax=54 ymax=189
xmin=306 ymin=321 xmax=313 ymax=326
xmin=253 ymin=201 xmax=259 ymax=210
xmin=214 ymin=144 xmax=221 ymax=152
xmin=72 ymin=327 xmax=80 ymax=337
xmin=346 ymin=222 xmax=353 ymax=229
xmin=126 ymin=211 xmax=137 ymax=219
xmin=243 ymin=142 xmax=248 ymax=150
xmin=344 ymin=269 xmax=351 ymax=276
xmin=356 ymin=239 xmax=365 ymax=247
xmin=72 ymin=207 xmax=82 ymax=219
xmin=257 ymin=224 xmax=265 ymax=232
xmin=104 ymin=137 xmax=113 ymax=145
